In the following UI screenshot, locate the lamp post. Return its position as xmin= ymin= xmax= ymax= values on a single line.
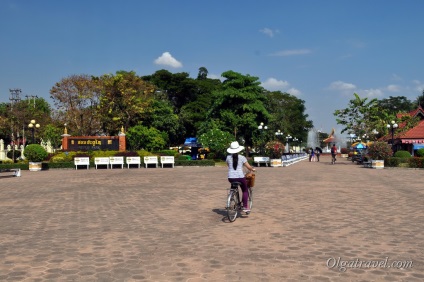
xmin=387 ymin=120 xmax=398 ymax=150
xmin=286 ymin=135 xmax=292 ymax=153
xmin=293 ymin=137 xmax=298 ymax=153
xmin=275 ymin=129 xmax=283 ymax=140
xmin=258 ymin=122 xmax=267 ymax=155
xmin=28 ymin=119 xmax=40 ymax=144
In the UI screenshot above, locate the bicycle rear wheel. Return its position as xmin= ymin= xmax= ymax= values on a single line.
xmin=226 ymin=190 xmax=238 ymax=222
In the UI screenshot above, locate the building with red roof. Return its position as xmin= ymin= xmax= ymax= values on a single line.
xmin=380 ymin=106 xmax=424 ymax=155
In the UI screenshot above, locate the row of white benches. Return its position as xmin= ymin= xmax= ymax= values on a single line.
xmin=74 ymin=156 xmax=175 ymax=169
xmin=253 ymin=153 xmax=308 ymax=167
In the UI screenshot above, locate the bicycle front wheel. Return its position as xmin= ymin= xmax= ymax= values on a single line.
xmin=226 ymin=190 xmax=238 ymax=222
xmin=248 ymin=187 xmax=253 ymax=210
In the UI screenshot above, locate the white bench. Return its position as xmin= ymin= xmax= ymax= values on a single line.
xmin=109 ymin=156 xmax=124 ymax=169
xmin=281 ymin=155 xmax=292 ymax=167
xmin=126 ymin=156 xmax=141 ymax=169
xmin=94 ymin=157 xmax=110 ymax=169
xmin=254 ymin=156 xmax=270 ymax=167
xmin=144 ymin=156 xmax=158 ymax=168
xmin=74 ymin=157 xmax=90 ymax=170
xmin=160 ymin=156 xmax=175 ymax=168
xmin=0 ymin=168 xmax=21 ymax=177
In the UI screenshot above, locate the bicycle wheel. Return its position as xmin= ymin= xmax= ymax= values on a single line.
xmin=226 ymin=190 xmax=239 ymax=222
xmin=248 ymin=187 xmax=253 ymax=210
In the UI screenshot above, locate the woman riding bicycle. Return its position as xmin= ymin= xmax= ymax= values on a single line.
xmin=226 ymin=141 xmax=255 ymax=213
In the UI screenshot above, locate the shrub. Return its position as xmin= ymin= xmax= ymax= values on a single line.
xmin=153 ymin=150 xmax=179 ymax=157
xmin=416 ymin=148 xmax=424 ymax=157
xmin=408 ymin=157 xmax=424 ymax=168
xmin=394 ymin=150 xmax=412 ymax=158
xmin=24 ymin=144 xmax=48 ymax=162
xmin=367 ymin=141 xmax=393 ymax=160
xmin=265 ymin=140 xmax=285 ymax=158
xmin=114 ymin=151 xmax=139 ymax=157
xmin=340 ymin=148 xmax=348 ymax=154
xmin=386 ymin=157 xmax=401 ymax=167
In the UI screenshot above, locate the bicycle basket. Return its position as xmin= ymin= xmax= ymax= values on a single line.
xmin=245 ymin=172 xmax=255 ymax=187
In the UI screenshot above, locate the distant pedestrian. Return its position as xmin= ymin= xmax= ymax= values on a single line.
xmin=309 ymin=148 xmax=315 ymax=162
xmin=315 ymin=149 xmax=320 ymax=162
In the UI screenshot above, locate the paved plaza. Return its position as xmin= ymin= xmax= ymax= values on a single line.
xmin=0 ymin=155 xmax=423 ymax=281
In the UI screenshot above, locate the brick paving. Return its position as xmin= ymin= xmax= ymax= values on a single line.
xmin=0 ymin=155 xmax=423 ymax=281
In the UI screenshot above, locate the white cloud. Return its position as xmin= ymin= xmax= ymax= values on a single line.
xmin=391 ymin=74 xmax=403 ymax=81
xmin=261 ymin=77 xmax=289 ymax=90
xmin=328 ymin=81 xmax=356 ymax=91
xmin=154 ymin=52 xmax=183 ymax=68
xmin=412 ymin=80 xmax=424 ymax=92
xmin=261 ymin=78 xmax=301 ymax=96
xmin=360 ymin=88 xmax=384 ymax=98
xmin=259 ymin=28 xmax=279 ymax=38
xmin=270 ymin=49 xmax=311 ymax=56
xmin=287 ymin=87 xmax=301 ymax=96
xmin=387 ymin=84 xmax=400 ymax=92
xmin=208 ymin=73 xmax=224 ymax=81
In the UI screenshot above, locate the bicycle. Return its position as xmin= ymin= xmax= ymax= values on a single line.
xmin=226 ymin=179 xmax=253 ymax=222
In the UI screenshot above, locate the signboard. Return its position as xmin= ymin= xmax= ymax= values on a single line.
xmin=67 ymin=137 xmax=119 ymax=151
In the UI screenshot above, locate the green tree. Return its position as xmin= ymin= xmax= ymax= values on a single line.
xmin=204 ymin=71 xmax=269 ymax=150
xmin=97 ymin=71 xmax=156 ymax=135
xmin=142 ymin=70 xmax=198 ymax=113
xmin=415 ymin=90 xmax=424 ymax=108
xmin=198 ymin=123 xmax=234 ymax=159
xmin=376 ymin=96 xmax=414 ymax=115
xmin=334 ymin=93 xmax=382 ymax=137
xmin=264 ymin=91 xmax=313 ymax=144
xmin=126 ymin=124 xmax=167 ymax=151
xmin=143 ymin=99 xmax=182 ymax=146
xmin=50 ymin=74 xmax=101 ymax=136
xmin=41 ymin=124 xmax=63 ymax=150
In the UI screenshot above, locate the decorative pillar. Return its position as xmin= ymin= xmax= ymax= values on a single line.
xmin=0 ymin=139 xmax=5 ymax=161
xmin=61 ymin=123 xmax=70 ymax=151
xmin=118 ymin=126 xmax=126 ymax=152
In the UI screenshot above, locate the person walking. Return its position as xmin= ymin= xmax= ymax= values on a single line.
xmin=315 ymin=148 xmax=321 ymax=162
xmin=331 ymin=144 xmax=338 ymax=164
xmin=309 ymin=147 xmax=315 ymax=162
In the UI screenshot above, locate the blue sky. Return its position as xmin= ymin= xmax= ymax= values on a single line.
xmin=1 ymin=0 xmax=424 ymax=135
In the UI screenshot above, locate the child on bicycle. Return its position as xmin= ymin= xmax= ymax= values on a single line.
xmin=226 ymin=141 xmax=255 ymax=213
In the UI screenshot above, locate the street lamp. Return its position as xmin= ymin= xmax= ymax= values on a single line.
xmin=286 ymin=135 xmax=292 ymax=153
xmin=275 ymin=129 xmax=283 ymax=140
xmin=258 ymin=122 xmax=268 ymax=155
xmin=387 ymin=120 xmax=398 ymax=149
xmin=293 ymin=137 xmax=298 ymax=153
xmin=28 ymin=119 xmax=40 ymax=144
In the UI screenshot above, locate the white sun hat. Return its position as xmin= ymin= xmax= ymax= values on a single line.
xmin=227 ymin=141 xmax=245 ymax=154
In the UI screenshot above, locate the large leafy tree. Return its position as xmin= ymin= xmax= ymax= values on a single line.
xmin=335 ymin=93 xmax=420 ymax=140
xmin=97 ymin=71 xmax=155 ymax=135
xmin=126 ymin=124 xmax=167 ymax=151
xmin=141 ymin=70 xmax=198 ymax=113
xmin=415 ymin=90 xmax=424 ymax=108
xmin=334 ymin=93 xmax=383 ymax=138
xmin=179 ymin=75 xmax=222 ymax=138
xmin=0 ymin=97 xmax=52 ymax=145
xmin=376 ymin=96 xmax=414 ymax=115
xmin=264 ymin=91 xmax=313 ymax=144
xmin=143 ymin=99 xmax=182 ymax=146
xmin=204 ymin=71 xmax=269 ymax=149
xmin=50 ymin=74 xmax=101 ymax=136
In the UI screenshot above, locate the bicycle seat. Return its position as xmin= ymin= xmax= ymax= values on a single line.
xmin=231 ymin=182 xmax=242 ymax=189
